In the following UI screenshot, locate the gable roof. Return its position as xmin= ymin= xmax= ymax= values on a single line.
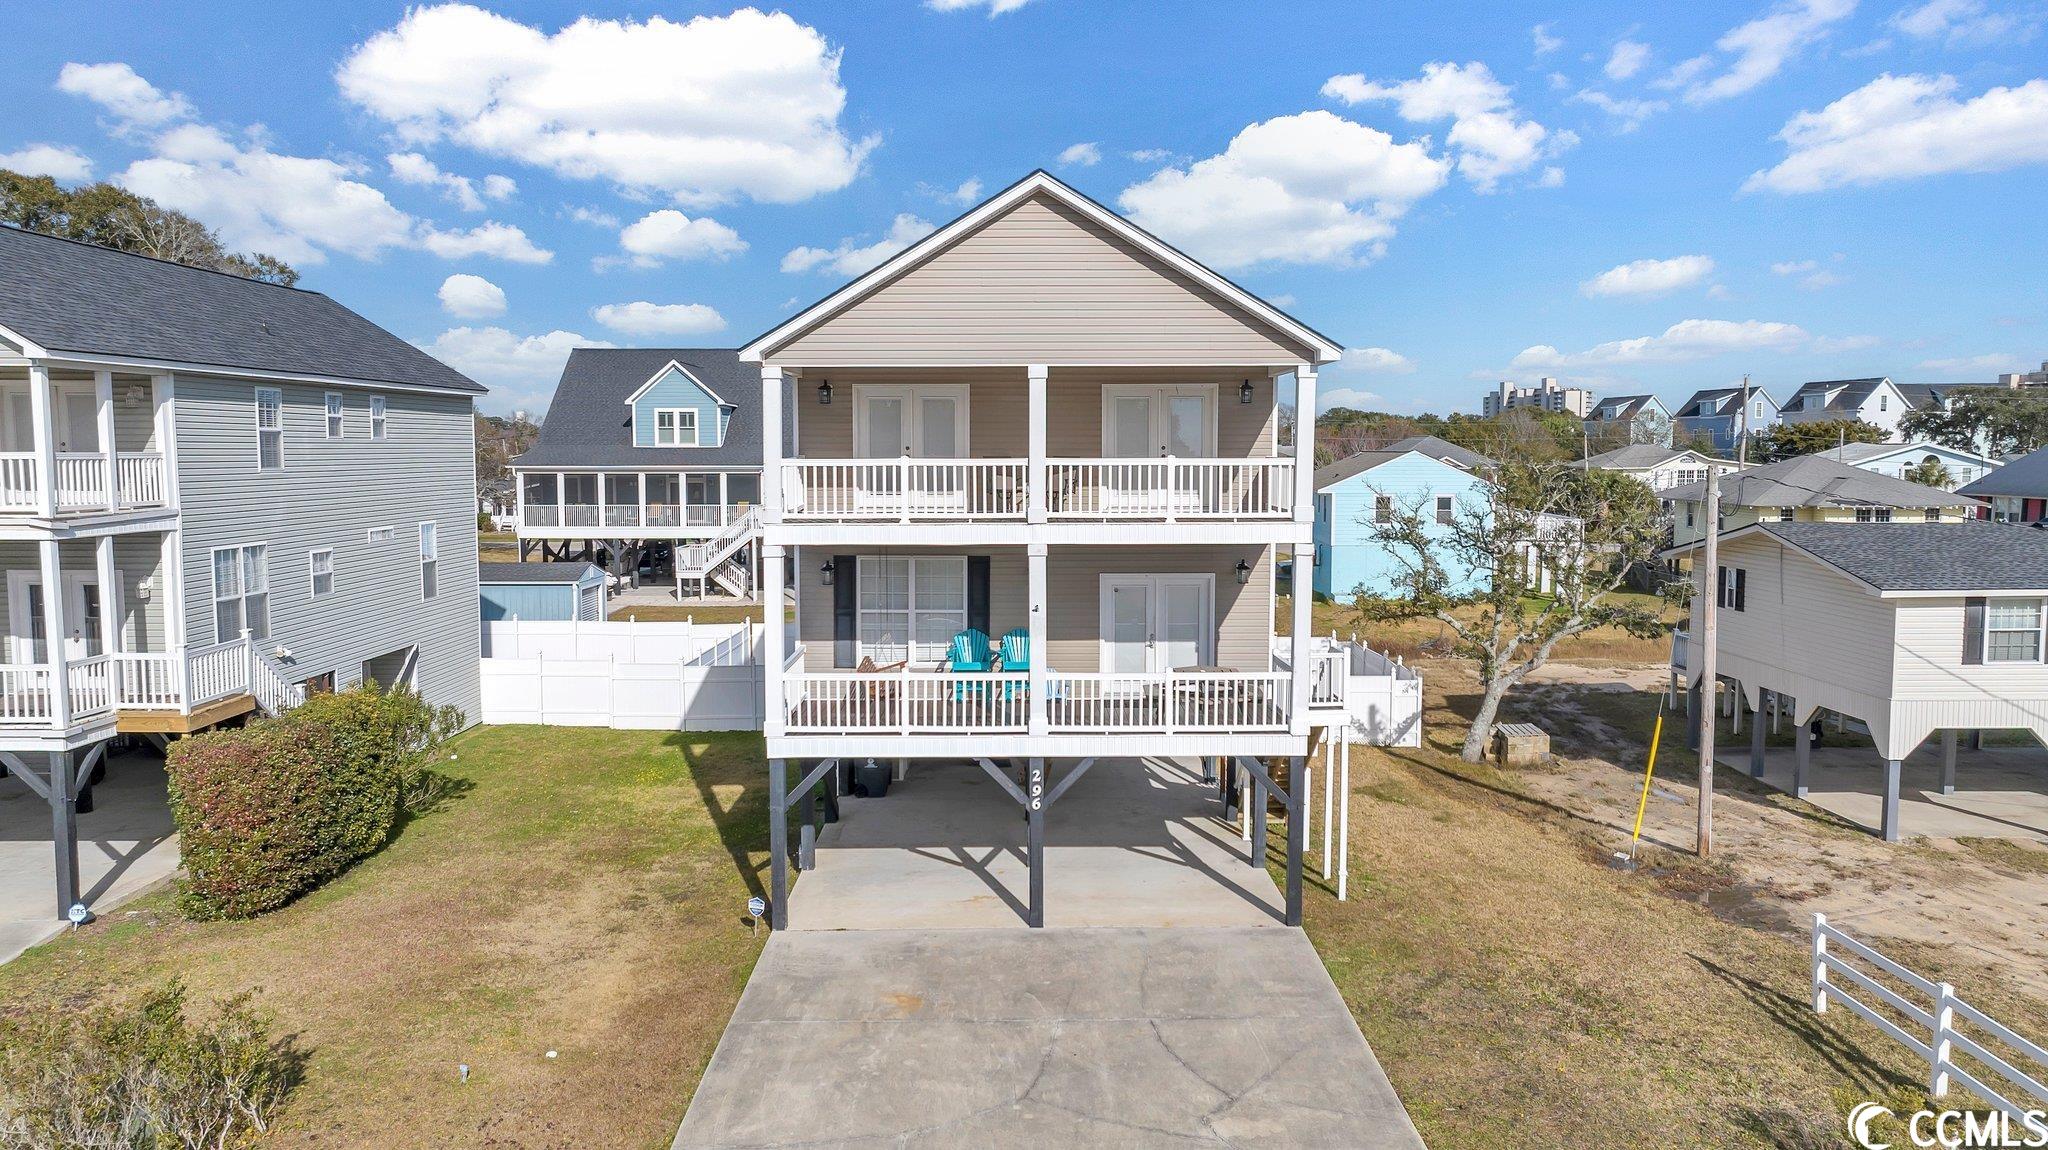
xmin=1817 ymin=439 xmax=1998 ymax=468
xmin=1578 ymin=444 xmax=1691 ymax=470
xmin=1784 ymin=377 xmax=1893 ymax=411
xmin=1958 ymin=444 xmax=2048 ymax=498
xmin=514 ymin=348 xmax=771 ymax=468
xmin=739 ymin=170 xmax=1342 ymax=365
xmin=0 ymin=225 xmax=482 ymax=394
xmin=1588 ymin=394 xmax=1664 ymax=421
xmin=1675 ymin=386 xmax=1775 ymax=418
xmin=1896 ymin=383 xmax=1952 ymax=410
xmin=1657 ymin=453 xmax=1976 ymax=509
xmin=479 ymin=561 xmax=602 ymax=585
xmin=1314 ymin=435 xmax=1495 ymax=490
xmin=1702 ymin=522 xmax=2048 ymax=594
xmin=624 ymin=360 xmax=729 ymax=407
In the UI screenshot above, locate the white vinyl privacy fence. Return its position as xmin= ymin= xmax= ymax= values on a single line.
xmin=480 ymin=620 xmax=764 ymax=730
xmin=1813 ymin=914 xmax=2048 ymax=1135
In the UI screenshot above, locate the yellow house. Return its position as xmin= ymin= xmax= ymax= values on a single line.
xmin=1662 ymin=454 xmax=1977 ymax=549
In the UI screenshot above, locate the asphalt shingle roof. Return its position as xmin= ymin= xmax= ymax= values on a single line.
xmin=514 ymin=348 xmax=772 ymax=467
xmin=1757 ymin=521 xmax=2048 ymax=591
xmin=1589 ymin=394 xmax=1659 ymax=420
xmin=1578 ymin=444 xmax=1689 ymax=470
xmin=0 ymin=225 xmax=482 ymax=393
xmin=1958 ymin=444 xmax=2048 ymax=499
xmin=1658 ymin=454 xmax=1975 ymax=509
xmin=479 ymin=561 xmax=602 ymax=584
xmin=1784 ymin=377 xmax=1889 ymax=413
xmin=1313 ymin=435 xmax=1495 ymax=490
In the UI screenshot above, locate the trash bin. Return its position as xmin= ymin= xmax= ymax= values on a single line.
xmin=854 ymin=758 xmax=891 ymax=798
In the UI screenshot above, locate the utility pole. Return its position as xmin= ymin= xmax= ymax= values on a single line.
xmin=1697 ymin=466 xmax=1720 ymax=858
xmin=1735 ymin=374 xmax=1751 ymax=467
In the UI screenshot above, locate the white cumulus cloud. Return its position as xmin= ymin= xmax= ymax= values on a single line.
xmin=388 ymin=151 xmax=516 ymax=211
xmin=782 ymin=213 xmax=935 ymax=276
xmin=591 ymin=301 xmax=727 ymax=335
xmin=1571 ymin=89 xmax=1669 ymax=132
xmin=1660 ymin=0 xmax=1857 ymax=105
xmin=1606 ymin=40 xmax=1653 ymax=80
xmin=1745 ymin=73 xmax=2048 ymax=192
xmin=1117 ymin=110 xmax=1449 ymax=269
xmin=422 ymin=326 xmax=611 ymax=412
xmin=1920 ymin=352 xmax=2022 ymax=374
xmin=616 ymin=209 xmax=747 ymax=268
xmin=418 ymin=220 xmax=552 ymax=263
xmin=1319 ymin=387 xmax=1388 ymax=413
xmin=438 ymin=273 xmax=507 ymax=317
xmin=0 ymin=143 xmax=93 ymax=181
xmin=56 ymin=62 xmax=192 ymax=130
xmin=1580 ymin=255 xmax=1716 ymax=297
xmin=1512 ymin=318 xmax=1812 ymax=368
xmin=1058 ymin=142 xmax=1102 ymax=167
xmin=926 ymin=0 xmax=1039 ymax=13
xmin=1892 ymin=0 xmax=2036 ymax=45
xmin=1322 ymin=62 xmax=1575 ymax=192
xmin=336 ymin=5 xmax=875 ymax=207
xmin=1337 ymin=347 xmax=1417 ymax=374
xmin=1532 ymin=24 xmax=1565 ymax=55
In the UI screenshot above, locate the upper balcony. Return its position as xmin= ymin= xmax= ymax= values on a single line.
xmin=0 ymin=369 xmax=175 ymax=525
xmin=780 ymin=457 xmax=1294 ymax=522
xmin=517 ymin=468 xmax=760 ymax=537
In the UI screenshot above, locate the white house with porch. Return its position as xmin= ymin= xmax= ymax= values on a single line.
xmin=741 ymin=170 xmax=1357 ymax=930
xmin=1668 ymin=521 xmax=2048 ymax=842
xmin=0 ymin=225 xmax=483 ymax=921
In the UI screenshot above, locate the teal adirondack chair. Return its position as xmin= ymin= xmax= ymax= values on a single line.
xmin=996 ymin=628 xmax=1030 ymax=700
xmin=945 ymin=629 xmax=993 ymax=699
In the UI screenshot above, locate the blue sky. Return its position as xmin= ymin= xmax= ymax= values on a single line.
xmin=5 ymin=0 xmax=2046 ymax=417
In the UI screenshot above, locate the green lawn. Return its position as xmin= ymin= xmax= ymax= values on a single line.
xmin=0 ymin=727 xmax=770 ymax=1149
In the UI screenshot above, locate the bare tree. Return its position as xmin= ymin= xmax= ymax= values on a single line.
xmin=1352 ymin=461 xmax=1674 ymax=761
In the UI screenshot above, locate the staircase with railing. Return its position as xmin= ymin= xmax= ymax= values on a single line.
xmin=676 ymin=507 xmax=761 ymax=597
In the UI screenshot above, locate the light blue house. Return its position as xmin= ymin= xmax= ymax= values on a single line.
xmin=478 ymin=561 xmax=606 ymax=622
xmin=1313 ymin=436 xmax=1495 ymax=601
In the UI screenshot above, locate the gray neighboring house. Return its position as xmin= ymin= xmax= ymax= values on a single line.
xmin=1957 ymin=444 xmax=2048 ymax=525
xmin=0 ymin=224 xmax=483 ymax=917
xmin=512 ymin=348 xmax=770 ymax=599
xmin=1673 ymin=386 xmax=1779 ymax=453
xmin=1583 ymin=394 xmax=1671 ymax=447
xmin=1778 ymin=377 xmax=1915 ymax=440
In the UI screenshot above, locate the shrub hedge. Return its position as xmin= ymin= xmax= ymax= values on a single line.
xmin=165 ymin=684 xmax=463 ymax=920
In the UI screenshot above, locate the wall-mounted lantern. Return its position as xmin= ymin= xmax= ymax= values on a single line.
xmin=817 ymin=379 xmax=833 ymax=406
xmin=820 ymin=559 xmax=835 ymax=587
xmin=1235 ymin=558 xmax=1252 ymax=585
xmin=1239 ymin=378 xmax=1255 ymax=405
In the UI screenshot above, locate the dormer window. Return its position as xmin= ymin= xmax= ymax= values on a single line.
xmin=655 ymin=409 xmax=699 ymax=447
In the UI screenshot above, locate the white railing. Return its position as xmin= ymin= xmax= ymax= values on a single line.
xmin=0 ymin=454 xmax=38 ymax=509
xmin=1813 ymin=914 xmax=2048 ymax=1133
xmin=1046 ymin=458 xmax=1294 ymax=520
xmin=112 ymin=652 xmax=183 ymax=709
xmin=678 ymin=507 xmax=761 ymax=576
xmin=249 ymin=648 xmax=305 ymax=715
xmin=0 ymin=664 xmax=55 ymax=722
xmin=523 ymin=504 xmax=561 ymax=527
xmin=0 ymin=638 xmax=270 ymax=728
xmin=782 ymin=671 xmax=1031 ymax=733
xmin=0 ymin=451 xmax=168 ymax=513
xmin=1043 ymin=671 xmax=1292 ymax=732
xmin=65 ymin=654 xmax=116 ymax=720
xmin=781 ymin=459 xmax=1030 ymax=521
xmin=185 ymin=638 xmax=253 ymax=707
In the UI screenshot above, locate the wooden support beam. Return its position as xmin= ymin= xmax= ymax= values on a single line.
xmin=1041 ymin=757 xmax=1096 ymax=808
xmin=1881 ymin=758 xmax=1903 ymax=844
xmin=768 ymin=758 xmax=788 ymax=930
xmin=1793 ymin=717 xmax=1812 ymax=799
xmin=1749 ymin=690 xmax=1767 ymax=778
xmin=1940 ymin=731 xmax=1958 ymax=795
xmin=51 ymin=751 xmax=79 ymax=918
xmin=1284 ymin=755 xmax=1305 ymax=927
xmin=1026 ymin=758 xmax=1045 ymax=929
xmin=974 ymin=757 xmax=1029 ymax=807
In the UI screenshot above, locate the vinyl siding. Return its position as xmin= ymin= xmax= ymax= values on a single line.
xmin=0 ymin=536 xmax=167 ymax=660
xmin=631 ymin=366 xmax=730 ymax=448
xmin=1889 ymin=596 xmax=2048 ymax=750
xmin=794 ymin=544 xmax=1271 ymax=674
xmin=1314 ymin=454 xmax=1484 ymax=600
xmin=794 ymin=366 xmax=1276 ymax=460
xmin=771 ymin=193 xmax=1314 ymax=366
xmin=171 ymin=372 xmax=481 ymax=721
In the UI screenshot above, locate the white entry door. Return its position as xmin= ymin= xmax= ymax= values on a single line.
xmin=856 ymin=386 xmax=969 ymax=509
xmin=1099 ymin=575 xmax=1214 ymax=674
xmin=7 ymin=570 xmax=113 ymax=663
xmin=60 ymin=391 xmax=100 ymax=453
xmin=1101 ymin=386 xmax=1216 ymax=513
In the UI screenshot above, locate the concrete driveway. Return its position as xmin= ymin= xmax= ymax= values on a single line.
xmin=1 ymin=749 xmax=180 ymax=964
xmin=1723 ymin=741 xmax=2048 ymax=841
xmin=675 ymin=927 xmax=1425 ymax=1149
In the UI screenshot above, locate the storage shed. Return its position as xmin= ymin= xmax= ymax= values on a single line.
xmin=479 ymin=562 xmax=606 ymax=622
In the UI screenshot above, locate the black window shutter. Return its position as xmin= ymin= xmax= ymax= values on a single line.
xmin=1733 ymin=568 xmax=1746 ymax=613
xmin=833 ymin=554 xmax=857 ymax=668
xmin=1716 ymin=565 xmax=1728 ymax=608
xmin=967 ymin=556 xmax=991 ymax=636
xmin=1962 ymin=596 xmax=1985 ymax=665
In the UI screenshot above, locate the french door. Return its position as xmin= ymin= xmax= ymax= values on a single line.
xmin=1101 ymin=385 xmax=1216 ymax=512
xmin=1099 ymin=574 xmax=1213 ymax=674
xmin=7 ymin=570 xmax=112 ymax=663
xmin=855 ymin=385 xmax=969 ymax=510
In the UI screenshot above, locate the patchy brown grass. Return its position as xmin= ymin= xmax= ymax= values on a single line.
xmin=1296 ymin=669 xmax=2048 ymax=1148
xmin=608 ymin=604 xmax=772 ymax=624
xmin=1277 ymin=592 xmax=1678 ymax=666
xmin=0 ymin=728 xmax=771 ymax=1148
xmin=1953 ymin=837 xmax=2048 ymax=877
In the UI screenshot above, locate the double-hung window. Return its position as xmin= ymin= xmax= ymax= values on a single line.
xmin=212 ymin=544 xmax=269 ymax=642
xmin=1717 ymin=565 xmax=1746 ymax=612
xmin=310 ymin=548 xmax=334 ymax=598
xmin=1434 ymin=495 xmax=1454 ymax=525
xmin=324 ymin=392 xmax=344 ymax=439
xmin=369 ymin=396 xmax=387 ymax=441
xmin=1985 ymin=599 xmax=2044 ymax=663
xmin=1374 ymin=494 xmax=1393 ymax=525
xmin=654 ymin=409 xmax=698 ymax=447
xmin=857 ymin=556 xmax=966 ymax=665
xmin=419 ymin=522 xmax=439 ymax=599
xmin=255 ymin=387 xmax=283 ymax=470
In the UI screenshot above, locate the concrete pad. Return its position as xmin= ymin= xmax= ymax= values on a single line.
xmin=0 ymin=750 xmax=180 ymax=964
xmin=1721 ymin=742 xmax=2048 ymax=842
xmin=675 ymin=927 xmax=1425 ymax=1149
xmin=788 ymin=758 xmax=1285 ymax=930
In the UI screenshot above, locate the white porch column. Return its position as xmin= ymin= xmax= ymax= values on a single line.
xmin=761 ymin=365 xmax=784 ymax=524
xmin=159 ymin=529 xmax=185 ymax=650
xmin=150 ymin=373 xmax=179 ymax=509
xmin=1292 ymin=364 xmax=1318 ymax=525
xmin=95 ymin=370 xmax=117 ymax=511
xmin=1027 ymin=542 xmax=1048 ymax=736
xmin=1288 ymin=542 xmax=1313 ymax=736
xmin=1027 ymin=365 xmax=1048 ymax=524
xmin=28 ymin=362 xmax=56 ymax=518
xmin=38 ymin=538 xmax=69 ymax=727
xmin=762 ymin=543 xmax=787 ymax=736
xmin=94 ymin=536 xmax=120 ymax=656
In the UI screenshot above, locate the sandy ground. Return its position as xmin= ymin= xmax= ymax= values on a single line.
xmin=1502 ymin=668 xmax=2048 ymax=1000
